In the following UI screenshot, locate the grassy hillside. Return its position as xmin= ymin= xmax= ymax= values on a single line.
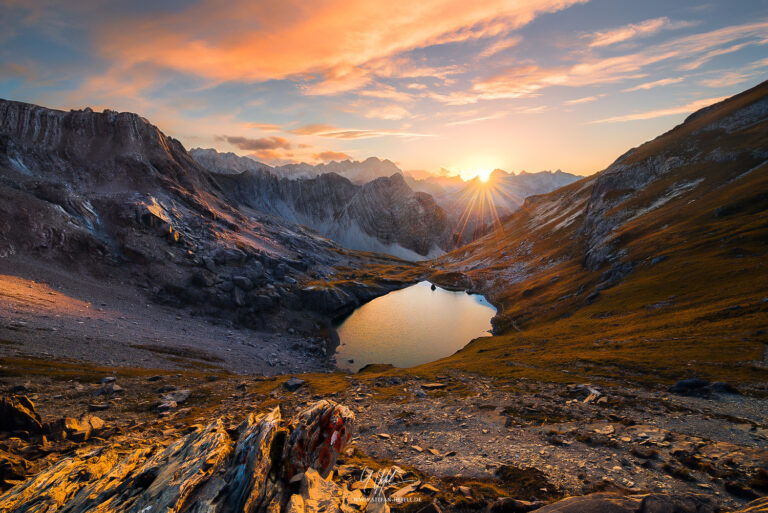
xmin=420 ymin=81 xmax=768 ymax=389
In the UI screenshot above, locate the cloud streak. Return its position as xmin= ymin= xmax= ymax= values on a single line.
xmin=588 ymin=96 xmax=727 ymax=123
xmin=217 ymin=135 xmax=292 ymax=150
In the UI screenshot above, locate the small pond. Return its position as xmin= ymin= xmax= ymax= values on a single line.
xmin=334 ymin=281 xmax=496 ymax=372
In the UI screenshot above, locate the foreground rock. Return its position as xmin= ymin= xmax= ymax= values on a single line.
xmin=0 ymin=400 xmax=357 ymax=513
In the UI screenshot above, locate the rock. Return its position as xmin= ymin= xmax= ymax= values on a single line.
xmin=489 ymin=497 xmax=545 ymax=513
xmin=155 ymin=400 xmax=177 ymax=412
xmin=88 ymin=402 xmax=109 ymax=411
xmin=283 ymin=377 xmax=306 ymax=392
xmin=85 ymin=415 xmax=105 ymax=431
xmin=458 ymin=485 xmax=472 ymax=497
xmin=376 ymin=433 xmax=391 ymax=440
xmin=668 ymin=378 xmax=712 ymax=396
xmin=162 ymin=389 xmax=191 ymax=404
xmin=96 ymin=382 xmax=124 ymax=395
xmin=11 ymin=382 xmax=31 ymax=393
xmin=0 ymin=400 xmax=355 ymax=512
xmin=420 ymin=483 xmax=440 ymax=494
xmin=233 ymin=275 xmax=255 ymax=291
xmin=0 ymin=396 xmax=43 ymax=434
xmin=668 ymin=379 xmax=739 ymax=397
xmin=415 ymin=389 xmax=427 ymax=398
xmin=282 ymin=400 xmax=355 ymax=479
xmin=732 ymin=497 xmax=768 ymax=513
xmin=100 ymin=376 xmax=116 ymax=384
xmin=421 ymin=383 xmax=447 ymax=390
xmin=0 ymin=449 xmax=29 ymax=487
xmin=203 ymin=256 xmax=216 ymax=272
xmin=530 ymin=492 xmax=716 ymax=513
xmin=158 ymin=384 xmax=177 ymax=393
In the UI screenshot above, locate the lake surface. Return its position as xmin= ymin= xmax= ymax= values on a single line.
xmin=334 ymin=281 xmax=496 ymax=372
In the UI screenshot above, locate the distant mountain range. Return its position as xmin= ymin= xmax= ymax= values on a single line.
xmin=191 ymin=149 xmax=578 ymax=252
xmin=191 ymin=148 xmax=401 ymax=184
xmin=409 ymin=169 xmax=580 ymax=244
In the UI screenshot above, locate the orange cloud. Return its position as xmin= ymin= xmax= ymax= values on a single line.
xmin=93 ymin=0 xmax=587 ymax=87
xmin=218 ymin=135 xmax=292 ymax=150
xmin=587 ymin=17 xmax=694 ymax=48
xmin=314 ymin=150 xmax=352 ymax=161
xmin=289 ymin=123 xmax=431 ymax=139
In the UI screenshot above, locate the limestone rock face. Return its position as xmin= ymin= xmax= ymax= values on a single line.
xmin=0 ymin=400 xmax=356 ymax=513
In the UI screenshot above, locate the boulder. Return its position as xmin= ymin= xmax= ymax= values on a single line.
xmin=282 ymin=400 xmax=355 ymax=479
xmin=0 ymin=396 xmax=43 ymax=434
xmin=283 ymin=378 xmax=306 ymax=392
xmin=668 ymin=379 xmax=739 ymax=397
xmin=668 ymin=379 xmax=711 ymax=396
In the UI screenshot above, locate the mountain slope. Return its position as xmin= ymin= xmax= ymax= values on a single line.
xmin=435 ymin=169 xmax=580 ymax=244
xmin=0 ymin=99 xmax=420 ymax=343
xmin=193 ymin=149 xmax=452 ymax=259
xmin=427 ymin=80 xmax=768 ymax=387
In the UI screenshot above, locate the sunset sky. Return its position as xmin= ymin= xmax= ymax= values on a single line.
xmin=1 ymin=0 xmax=766 ymax=178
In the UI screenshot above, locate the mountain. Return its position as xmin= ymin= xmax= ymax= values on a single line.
xmin=274 ymin=156 xmax=402 ymax=184
xmin=190 ymin=149 xmax=403 ymax=184
xmin=192 ymin=149 xmax=451 ymax=259
xmin=428 ymin=79 xmax=768 ymax=387
xmin=0 ymin=99 xmax=416 ymax=339
xmin=406 ymin=168 xmax=580 ymax=244
xmin=437 ymin=169 xmax=580 ymax=244
xmin=189 ymin=147 xmax=271 ymax=175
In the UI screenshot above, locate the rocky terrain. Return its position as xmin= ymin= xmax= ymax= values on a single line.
xmin=0 ymin=81 xmax=767 ymax=512
xmin=0 ymin=369 xmax=766 ymax=512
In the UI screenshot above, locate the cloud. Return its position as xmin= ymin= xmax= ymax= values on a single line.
xmin=564 ymin=95 xmax=599 ymax=105
xmin=314 ymin=150 xmax=352 ymax=161
xmin=433 ymin=20 xmax=768 ymax=105
xmin=588 ymin=17 xmax=695 ymax=47
xmin=289 ymin=123 xmax=432 ymax=139
xmin=479 ymin=35 xmax=522 ymax=58
xmin=364 ymin=105 xmax=411 ymax=120
xmin=217 ymin=135 xmax=292 ymax=150
xmin=622 ymin=77 xmax=684 ymax=92
xmin=248 ymin=149 xmax=293 ymax=163
xmin=446 ymin=112 xmax=506 ymax=126
xmin=247 ymin=122 xmax=282 ymax=132
xmin=700 ymin=72 xmax=753 ymax=88
xmin=288 ymin=124 xmax=338 ymax=136
xmin=90 ymin=0 xmax=586 ymax=88
xmin=588 ymin=96 xmax=727 ymax=123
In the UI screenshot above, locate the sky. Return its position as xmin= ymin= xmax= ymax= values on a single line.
xmin=1 ymin=1 xmax=767 ymax=179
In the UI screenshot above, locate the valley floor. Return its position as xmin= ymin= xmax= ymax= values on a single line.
xmin=0 ymin=257 xmax=332 ymax=375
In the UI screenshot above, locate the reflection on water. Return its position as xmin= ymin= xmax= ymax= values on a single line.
xmin=334 ymin=281 xmax=496 ymax=372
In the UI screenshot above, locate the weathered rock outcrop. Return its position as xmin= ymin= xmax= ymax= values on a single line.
xmin=0 ymin=400 xmax=357 ymax=513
